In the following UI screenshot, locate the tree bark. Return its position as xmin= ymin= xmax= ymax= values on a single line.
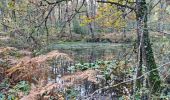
xmin=85 ymin=0 xmax=94 ymax=40
xmin=11 ymin=0 xmax=16 ymax=22
xmin=1 ymin=0 xmax=8 ymax=32
xmin=136 ymin=0 xmax=161 ymax=94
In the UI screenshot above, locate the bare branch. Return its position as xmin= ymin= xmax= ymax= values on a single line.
xmin=149 ymin=0 xmax=161 ymax=12
xmin=97 ymin=0 xmax=135 ymax=10
xmin=43 ymin=0 xmax=70 ymax=5
xmin=88 ymin=61 xmax=170 ymax=98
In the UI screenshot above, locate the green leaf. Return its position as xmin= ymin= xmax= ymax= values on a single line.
xmin=8 ymin=1 xmax=14 ymax=9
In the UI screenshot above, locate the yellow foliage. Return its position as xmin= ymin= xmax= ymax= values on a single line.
xmin=80 ymin=2 xmax=128 ymax=30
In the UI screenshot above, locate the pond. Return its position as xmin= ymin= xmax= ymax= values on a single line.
xmin=41 ymin=42 xmax=135 ymax=99
xmin=43 ymin=42 xmax=133 ymax=63
xmin=40 ymin=42 xmax=170 ymax=99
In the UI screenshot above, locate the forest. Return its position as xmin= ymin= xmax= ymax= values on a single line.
xmin=0 ymin=0 xmax=170 ymax=100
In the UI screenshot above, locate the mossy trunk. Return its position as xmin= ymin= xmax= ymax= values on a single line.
xmin=136 ymin=0 xmax=161 ymax=93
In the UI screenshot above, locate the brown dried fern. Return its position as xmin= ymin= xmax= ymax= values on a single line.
xmin=6 ymin=50 xmax=72 ymax=84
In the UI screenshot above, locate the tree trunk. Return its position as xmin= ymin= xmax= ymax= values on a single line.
xmin=136 ymin=0 xmax=161 ymax=94
xmin=11 ymin=0 xmax=16 ymax=22
xmin=1 ymin=0 xmax=8 ymax=32
xmin=85 ymin=0 xmax=94 ymax=40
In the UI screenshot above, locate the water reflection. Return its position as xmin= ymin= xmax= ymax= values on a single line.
xmin=45 ymin=42 xmax=170 ymax=99
xmin=47 ymin=43 xmax=132 ymax=99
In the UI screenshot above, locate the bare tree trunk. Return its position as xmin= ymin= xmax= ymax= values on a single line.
xmin=158 ymin=0 xmax=165 ymax=35
xmin=1 ymin=0 xmax=8 ymax=32
xmin=11 ymin=0 xmax=16 ymax=22
xmin=85 ymin=0 xmax=94 ymax=40
xmin=66 ymin=0 xmax=72 ymax=40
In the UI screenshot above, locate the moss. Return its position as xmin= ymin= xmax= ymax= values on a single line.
xmin=136 ymin=0 xmax=161 ymax=94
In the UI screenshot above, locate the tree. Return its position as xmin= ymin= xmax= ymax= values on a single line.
xmin=135 ymin=0 xmax=161 ymax=94
xmin=97 ymin=0 xmax=161 ymax=94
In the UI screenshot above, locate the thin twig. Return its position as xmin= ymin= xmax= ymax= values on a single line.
xmin=88 ymin=61 xmax=170 ymax=98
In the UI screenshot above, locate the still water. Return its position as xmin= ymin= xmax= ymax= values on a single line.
xmin=45 ymin=42 xmax=132 ymax=63
xmin=43 ymin=42 xmax=133 ymax=99
xmin=41 ymin=42 xmax=169 ymax=99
